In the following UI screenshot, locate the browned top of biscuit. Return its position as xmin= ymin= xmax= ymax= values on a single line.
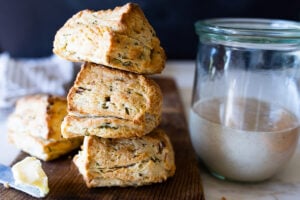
xmin=78 ymin=3 xmax=158 ymax=48
xmin=53 ymin=3 xmax=166 ymax=74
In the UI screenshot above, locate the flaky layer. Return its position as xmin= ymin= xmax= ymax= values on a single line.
xmin=61 ymin=114 xmax=160 ymax=139
xmin=73 ymin=129 xmax=175 ymax=187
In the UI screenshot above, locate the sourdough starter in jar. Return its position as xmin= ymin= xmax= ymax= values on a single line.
xmin=189 ymin=97 xmax=300 ymax=182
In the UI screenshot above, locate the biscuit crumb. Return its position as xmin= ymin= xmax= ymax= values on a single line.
xmin=221 ymin=197 xmax=227 ymax=200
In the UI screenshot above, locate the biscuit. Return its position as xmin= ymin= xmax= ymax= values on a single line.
xmin=53 ymin=3 xmax=165 ymax=74
xmin=67 ymin=63 xmax=162 ymax=128
xmin=61 ymin=114 xmax=159 ymax=139
xmin=73 ymin=129 xmax=175 ymax=187
xmin=7 ymin=94 xmax=83 ymax=161
xmin=8 ymin=130 xmax=82 ymax=161
xmin=8 ymin=94 xmax=67 ymax=140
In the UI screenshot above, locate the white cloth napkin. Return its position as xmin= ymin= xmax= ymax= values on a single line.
xmin=0 ymin=53 xmax=74 ymax=108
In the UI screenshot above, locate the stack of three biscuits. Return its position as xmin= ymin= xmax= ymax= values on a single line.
xmin=53 ymin=3 xmax=175 ymax=187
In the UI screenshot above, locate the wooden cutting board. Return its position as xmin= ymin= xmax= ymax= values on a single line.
xmin=0 ymin=77 xmax=205 ymax=200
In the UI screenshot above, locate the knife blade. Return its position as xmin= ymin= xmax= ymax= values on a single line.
xmin=0 ymin=163 xmax=43 ymax=198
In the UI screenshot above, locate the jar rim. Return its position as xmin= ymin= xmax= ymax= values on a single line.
xmin=195 ymin=18 xmax=300 ymax=42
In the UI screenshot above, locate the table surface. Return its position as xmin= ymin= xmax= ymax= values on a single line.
xmin=1 ymin=60 xmax=300 ymax=200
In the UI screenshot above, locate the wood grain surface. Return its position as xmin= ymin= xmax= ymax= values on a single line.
xmin=0 ymin=77 xmax=205 ymax=200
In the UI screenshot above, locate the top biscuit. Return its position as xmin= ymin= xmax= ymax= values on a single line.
xmin=53 ymin=3 xmax=166 ymax=74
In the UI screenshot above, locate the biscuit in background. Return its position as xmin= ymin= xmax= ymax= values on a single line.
xmin=9 ymin=94 xmax=66 ymax=140
xmin=8 ymin=130 xmax=82 ymax=161
xmin=7 ymin=94 xmax=83 ymax=161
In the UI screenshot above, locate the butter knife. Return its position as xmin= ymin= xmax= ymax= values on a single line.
xmin=0 ymin=163 xmax=43 ymax=198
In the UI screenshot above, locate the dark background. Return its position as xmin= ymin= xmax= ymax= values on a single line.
xmin=0 ymin=0 xmax=300 ymax=59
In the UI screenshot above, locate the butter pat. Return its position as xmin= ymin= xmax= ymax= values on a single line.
xmin=12 ymin=157 xmax=49 ymax=197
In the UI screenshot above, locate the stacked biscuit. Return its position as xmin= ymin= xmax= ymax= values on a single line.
xmin=7 ymin=95 xmax=83 ymax=161
xmin=53 ymin=3 xmax=175 ymax=187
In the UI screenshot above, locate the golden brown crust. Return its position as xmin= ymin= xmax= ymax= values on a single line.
xmin=73 ymin=129 xmax=175 ymax=187
xmin=53 ymin=3 xmax=166 ymax=74
xmin=82 ymin=3 xmax=157 ymax=48
xmin=67 ymin=63 xmax=162 ymax=126
xmin=61 ymin=114 xmax=160 ymax=139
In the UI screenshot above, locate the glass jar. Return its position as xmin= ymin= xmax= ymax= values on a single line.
xmin=189 ymin=18 xmax=300 ymax=182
